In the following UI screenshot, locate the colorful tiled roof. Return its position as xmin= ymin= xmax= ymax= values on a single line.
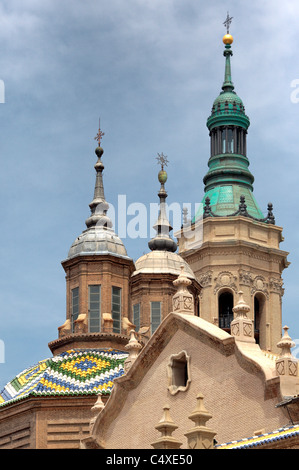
xmin=0 ymin=348 xmax=128 ymax=408
xmin=216 ymin=424 xmax=299 ymax=449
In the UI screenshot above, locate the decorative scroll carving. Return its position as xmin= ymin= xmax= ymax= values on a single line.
xmin=251 ymin=276 xmax=269 ymax=299
xmin=269 ymin=277 xmax=284 ymax=297
xmin=214 ymin=271 xmax=237 ymax=294
xmin=239 ymin=269 xmax=253 ymax=287
xmin=198 ymin=271 xmax=213 ymax=288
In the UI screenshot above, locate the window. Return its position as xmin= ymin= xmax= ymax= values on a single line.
xmin=221 ymin=129 xmax=226 ymax=153
xmin=167 ymin=351 xmax=191 ymax=395
xmin=236 ymin=128 xmax=241 ymax=154
xmin=151 ymin=301 xmax=161 ymax=334
xmin=71 ymin=287 xmax=79 ymax=332
xmin=254 ymin=296 xmax=260 ymax=334
xmin=218 ymin=291 xmax=234 ymax=329
xmin=89 ymin=285 xmax=101 ymax=333
xmin=254 ymin=294 xmax=265 ymax=346
xmin=133 ymin=303 xmax=140 ymax=332
xmin=227 ymin=128 xmax=234 ymax=153
xmin=112 ymin=287 xmax=121 ymax=333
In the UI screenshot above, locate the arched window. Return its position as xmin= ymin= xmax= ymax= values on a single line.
xmin=254 ymin=293 xmax=265 ymax=346
xmin=218 ymin=291 xmax=234 ymax=329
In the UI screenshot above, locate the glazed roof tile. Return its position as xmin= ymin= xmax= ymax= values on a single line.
xmin=0 ymin=348 xmax=128 ymax=408
xmin=216 ymin=424 xmax=299 ymax=449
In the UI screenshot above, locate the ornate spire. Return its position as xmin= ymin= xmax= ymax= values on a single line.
xmin=172 ymin=265 xmax=194 ymax=315
xmin=151 ymin=405 xmax=182 ymax=449
xmin=66 ymin=120 xmax=130 ymax=261
xmin=148 ymin=153 xmax=177 ymax=252
xmin=222 ymin=13 xmax=234 ymax=92
xmin=193 ymin=20 xmax=269 ymax=223
xmin=85 ymin=122 xmax=112 ymax=229
xmin=184 ymin=393 xmax=217 ymax=449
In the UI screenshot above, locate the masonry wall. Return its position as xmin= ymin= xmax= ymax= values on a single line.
xmin=102 ymin=329 xmax=287 ymax=448
xmin=0 ymin=396 xmax=98 ymax=449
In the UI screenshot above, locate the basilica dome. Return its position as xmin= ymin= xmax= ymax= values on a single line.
xmin=67 ymin=226 xmax=129 ymax=260
xmin=132 ymin=250 xmax=195 ymax=279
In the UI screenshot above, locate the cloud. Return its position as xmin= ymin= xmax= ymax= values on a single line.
xmin=0 ymin=0 xmax=299 ymax=387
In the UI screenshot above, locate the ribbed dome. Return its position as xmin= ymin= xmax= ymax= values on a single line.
xmin=212 ymin=91 xmax=245 ymax=113
xmin=207 ymin=90 xmax=250 ymax=131
xmin=67 ymin=226 xmax=130 ymax=260
xmin=132 ymin=250 xmax=196 ymax=280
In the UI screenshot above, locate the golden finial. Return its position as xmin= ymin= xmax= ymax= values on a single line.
xmin=94 ymin=118 xmax=105 ymax=146
xmin=156 ymin=152 xmax=169 ymax=185
xmin=223 ymin=12 xmax=233 ymax=45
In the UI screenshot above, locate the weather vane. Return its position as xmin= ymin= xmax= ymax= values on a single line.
xmin=223 ymin=12 xmax=233 ymax=34
xmin=156 ymin=152 xmax=169 ymax=171
xmin=95 ymin=118 xmax=105 ymax=146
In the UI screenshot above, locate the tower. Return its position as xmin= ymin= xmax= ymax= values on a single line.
xmin=177 ymin=26 xmax=289 ymax=352
xmin=130 ymin=154 xmax=201 ymax=336
xmin=49 ymin=126 xmax=135 ymax=355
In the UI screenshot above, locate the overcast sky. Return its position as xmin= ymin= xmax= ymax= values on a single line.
xmin=1 ymin=0 xmax=299 ymax=387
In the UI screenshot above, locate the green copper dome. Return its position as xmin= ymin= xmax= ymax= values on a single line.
xmin=207 ymin=43 xmax=250 ymax=131
xmin=207 ymin=90 xmax=250 ymax=130
xmin=193 ymin=37 xmax=268 ymax=223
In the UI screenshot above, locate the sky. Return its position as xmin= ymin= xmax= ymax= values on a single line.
xmin=1 ymin=0 xmax=299 ymax=388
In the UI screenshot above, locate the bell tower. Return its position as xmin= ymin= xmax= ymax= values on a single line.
xmin=177 ymin=19 xmax=289 ymax=353
xmin=49 ymin=124 xmax=135 ymax=355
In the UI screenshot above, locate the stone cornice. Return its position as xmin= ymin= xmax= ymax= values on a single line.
xmin=181 ymin=239 xmax=289 ymax=266
xmin=48 ymin=332 xmax=130 ymax=355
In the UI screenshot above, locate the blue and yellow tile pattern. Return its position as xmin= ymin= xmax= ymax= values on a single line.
xmin=0 ymin=348 xmax=128 ymax=407
xmin=216 ymin=424 xmax=299 ymax=449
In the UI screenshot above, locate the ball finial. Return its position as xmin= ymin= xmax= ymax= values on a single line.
xmin=158 ymin=169 xmax=168 ymax=184
xmin=223 ymin=34 xmax=233 ymax=45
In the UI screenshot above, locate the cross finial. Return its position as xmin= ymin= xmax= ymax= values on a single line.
xmin=156 ymin=152 xmax=169 ymax=171
xmin=223 ymin=12 xmax=233 ymax=34
xmin=94 ymin=118 xmax=105 ymax=146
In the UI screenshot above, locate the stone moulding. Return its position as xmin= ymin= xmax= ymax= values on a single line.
xmin=213 ymin=271 xmax=238 ymax=294
xmin=89 ymin=312 xmax=235 ymax=448
xmin=167 ymin=350 xmax=191 ymax=396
